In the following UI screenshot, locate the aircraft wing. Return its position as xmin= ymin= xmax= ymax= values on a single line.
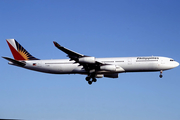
xmin=53 ymin=41 xmax=102 ymax=71
xmin=53 ymin=41 xmax=85 ymax=60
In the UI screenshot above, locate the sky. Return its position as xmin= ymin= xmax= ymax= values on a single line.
xmin=0 ymin=0 xmax=180 ymax=120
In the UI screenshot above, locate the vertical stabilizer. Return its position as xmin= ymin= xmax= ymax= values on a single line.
xmin=6 ymin=39 xmax=39 ymax=60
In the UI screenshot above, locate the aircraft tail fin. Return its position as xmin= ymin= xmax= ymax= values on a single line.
xmin=6 ymin=39 xmax=39 ymax=60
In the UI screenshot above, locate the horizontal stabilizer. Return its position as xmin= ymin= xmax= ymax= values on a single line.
xmin=2 ymin=57 xmax=26 ymax=67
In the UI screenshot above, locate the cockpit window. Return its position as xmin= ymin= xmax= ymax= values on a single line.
xmin=170 ymin=59 xmax=174 ymax=61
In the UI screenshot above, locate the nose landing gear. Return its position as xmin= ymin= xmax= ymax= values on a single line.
xmin=159 ymin=70 xmax=163 ymax=78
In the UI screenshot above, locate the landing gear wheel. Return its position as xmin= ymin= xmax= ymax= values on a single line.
xmin=159 ymin=70 xmax=163 ymax=78
xmin=88 ymin=81 xmax=92 ymax=85
xmin=86 ymin=77 xmax=91 ymax=81
xmin=92 ymin=78 xmax=97 ymax=82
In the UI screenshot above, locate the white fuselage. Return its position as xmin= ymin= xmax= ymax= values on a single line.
xmin=10 ymin=56 xmax=179 ymax=75
xmin=4 ymin=39 xmax=179 ymax=84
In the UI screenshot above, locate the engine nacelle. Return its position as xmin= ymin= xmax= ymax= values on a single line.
xmin=100 ymin=65 xmax=116 ymax=72
xmin=95 ymin=74 xmax=104 ymax=78
xmin=100 ymin=65 xmax=125 ymax=72
xmin=78 ymin=57 xmax=95 ymax=64
xmin=104 ymin=73 xmax=119 ymax=78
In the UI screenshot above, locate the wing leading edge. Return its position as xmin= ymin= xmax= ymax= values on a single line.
xmin=53 ymin=41 xmax=102 ymax=64
xmin=53 ymin=41 xmax=84 ymax=60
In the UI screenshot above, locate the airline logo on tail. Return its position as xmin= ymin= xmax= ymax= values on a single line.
xmin=6 ymin=39 xmax=39 ymax=60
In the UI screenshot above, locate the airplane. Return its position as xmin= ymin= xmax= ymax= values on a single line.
xmin=2 ymin=39 xmax=179 ymax=85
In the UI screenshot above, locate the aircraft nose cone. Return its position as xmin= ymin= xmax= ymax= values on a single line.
xmin=175 ymin=61 xmax=179 ymax=67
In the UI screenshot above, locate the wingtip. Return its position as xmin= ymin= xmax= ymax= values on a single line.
xmin=53 ymin=41 xmax=61 ymax=47
xmin=53 ymin=41 xmax=57 ymax=46
xmin=2 ymin=56 xmax=6 ymax=59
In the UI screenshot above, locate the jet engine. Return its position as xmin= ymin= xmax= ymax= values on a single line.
xmin=78 ymin=57 xmax=95 ymax=64
xmin=100 ymin=65 xmax=125 ymax=72
xmin=100 ymin=65 xmax=116 ymax=71
xmin=95 ymin=74 xmax=104 ymax=78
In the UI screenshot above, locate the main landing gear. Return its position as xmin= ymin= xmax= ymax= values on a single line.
xmin=86 ymin=76 xmax=97 ymax=85
xmin=159 ymin=70 xmax=163 ymax=78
